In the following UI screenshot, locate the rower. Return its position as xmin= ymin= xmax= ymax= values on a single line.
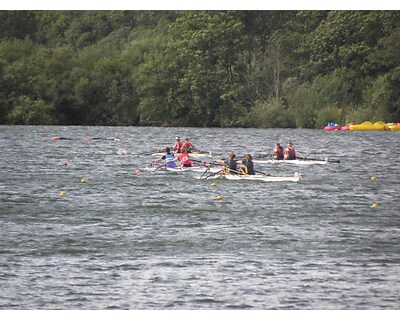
xmin=273 ymin=143 xmax=284 ymax=160
xmin=152 ymin=147 xmax=177 ymax=168
xmin=214 ymin=152 xmax=239 ymax=174
xmin=182 ymin=136 xmax=195 ymax=153
xmin=284 ymin=141 xmax=296 ymax=160
xmin=172 ymin=146 xmax=192 ymax=167
xmin=173 ymin=136 xmax=183 ymax=153
xmin=238 ymin=154 xmax=255 ymax=175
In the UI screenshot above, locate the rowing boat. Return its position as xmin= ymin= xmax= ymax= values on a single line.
xmin=151 ymin=152 xmax=212 ymax=157
xmin=253 ymin=158 xmax=328 ymax=165
xmin=144 ymin=164 xmax=220 ymax=173
xmin=195 ymin=172 xmax=301 ymax=182
xmin=166 ymin=166 xmax=221 ymax=173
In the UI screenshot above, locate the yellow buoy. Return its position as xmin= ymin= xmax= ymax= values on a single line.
xmin=81 ymin=179 xmax=87 ymax=183
xmin=371 ymin=203 xmax=378 ymax=208
xmin=216 ymin=195 xmax=223 ymax=200
xmin=60 ymin=191 xmax=67 ymax=196
xmin=371 ymin=176 xmax=377 ymax=181
xmin=211 ymin=182 xmax=217 ymax=187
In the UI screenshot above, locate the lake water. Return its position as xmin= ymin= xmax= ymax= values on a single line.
xmin=0 ymin=125 xmax=399 ymax=309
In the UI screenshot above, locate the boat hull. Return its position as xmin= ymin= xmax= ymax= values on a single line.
xmin=152 ymin=152 xmax=211 ymax=157
xmin=196 ymin=173 xmax=301 ymax=182
xmin=324 ymin=126 xmax=341 ymax=130
xmin=253 ymin=159 xmax=328 ymax=165
xmin=166 ymin=166 xmax=221 ymax=173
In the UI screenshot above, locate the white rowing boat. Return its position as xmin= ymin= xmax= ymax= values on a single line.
xmin=152 ymin=152 xmax=212 ymax=157
xmin=253 ymin=158 xmax=328 ymax=165
xmin=144 ymin=164 xmax=221 ymax=173
xmin=195 ymin=172 xmax=301 ymax=182
xmin=166 ymin=166 xmax=221 ymax=173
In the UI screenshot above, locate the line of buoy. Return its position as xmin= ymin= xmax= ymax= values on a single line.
xmin=59 ymin=178 xmax=87 ymax=197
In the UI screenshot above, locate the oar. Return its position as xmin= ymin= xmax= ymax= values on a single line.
xmin=191 ymin=159 xmax=213 ymax=167
xmin=192 ymin=149 xmax=216 ymax=156
xmin=155 ymin=163 xmax=166 ymax=171
xmin=254 ymin=153 xmax=274 ymax=159
xmin=297 ymin=156 xmax=340 ymax=163
xmin=200 ymin=167 xmax=213 ymax=179
xmin=155 ymin=160 xmax=179 ymax=171
xmin=51 ymin=136 xmax=74 ymax=140
xmin=143 ymin=149 xmax=167 ymax=156
xmin=254 ymin=169 xmax=270 ymax=176
xmin=203 ymin=169 xmax=223 ymax=179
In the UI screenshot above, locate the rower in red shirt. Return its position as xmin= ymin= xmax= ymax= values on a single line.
xmin=173 ymin=136 xmax=183 ymax=154
xmin=182 ymin=137 xmax=195 ymax=153
xmin=173 ymin=147 xmax=192 ymax=167
xmin=284 ymin=141 xmax=296 ymax=160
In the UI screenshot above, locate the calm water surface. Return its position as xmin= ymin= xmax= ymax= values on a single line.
xmin=0 ymin=125 xmax=399 ymax=309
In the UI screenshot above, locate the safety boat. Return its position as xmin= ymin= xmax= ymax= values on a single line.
xmin=340 ymin=124 xmax=350 ymax=130
xmin=324 ymin=122 xmax=341 ymax=130
xmin=386 ymin=123 xmax=400 ymax=131
xmin=196 ymin=172 xmax=301 ymax=182
xmin=349 ymin=121 xmax=386 ymax=131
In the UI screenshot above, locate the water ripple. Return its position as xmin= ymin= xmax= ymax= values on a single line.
xmin=0 ymin=126 xmax=400 ymax=309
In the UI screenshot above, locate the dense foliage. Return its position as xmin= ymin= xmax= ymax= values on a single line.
xmin=1 ymin=11 xmax=399 ymax=127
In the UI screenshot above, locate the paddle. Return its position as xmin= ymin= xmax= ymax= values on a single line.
xmin=191 ymin=159 xmax=214 ymax=167
xmin=202 ymin=168 xmax=223 ymax=179
xmin=155 ymin=163 xmax=167 ymax=171
xmin=192 ymin=148 xmax=215 ymax=155
xmin=143 ymin=149 xmax=167 ymax=156
xmin=254 ymin=153 xmax=274 ymax=159
xmin=254 ymin=169 xmax=270 ymax=176
xmin=297 ymin=156 xmax=340 ymax=163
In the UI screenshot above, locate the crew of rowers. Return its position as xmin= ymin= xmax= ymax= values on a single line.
xmin=152 ymin=136 xmax=296 ymax=174
xmin=152 ymin=136 xmax=195 ymax=168
xmin=173 ymin=136 xmax=195 ymax=153
xmin=214 ymin=152 xmax=255 ymax=175
xmin=273 ymin=141 xmax=296 ymax=160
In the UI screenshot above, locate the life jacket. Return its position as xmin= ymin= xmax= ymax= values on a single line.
xmin=284 ymin=147 xmax=296 ymax=160
xmin=163 ymin=152 xmax=176 ymax=168
xmin=173 ymin=141 xmax=183 ymax=153
xmin=273 ymin=147 xmax=284 ymax=160
xmin=179 ymin=153 xmax=191 ymax=167
xmin=224 ymin=159 xmax=238 ymax=174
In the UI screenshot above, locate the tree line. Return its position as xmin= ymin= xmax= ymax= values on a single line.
xmin=1 ymin=11 xmax=399 ymax=127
